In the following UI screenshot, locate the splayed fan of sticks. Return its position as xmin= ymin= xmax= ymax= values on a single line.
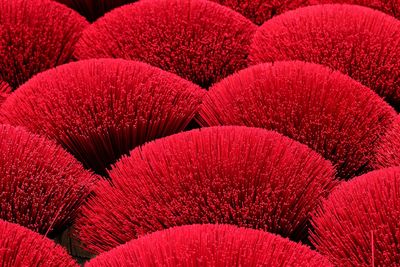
xmin=0 ymin=0 xmax=399 ymax=266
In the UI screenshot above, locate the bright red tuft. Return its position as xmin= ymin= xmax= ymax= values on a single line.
xmin=0 ymin=59 xmax=204 ymax=175
xmin=0 ymin=0 xmax=88 ymax=90
xmin=374 ymin=115 xmax=400 ymax=169
xmin=73 ymin=0 xmax=257 ymax=88
xmin=0 ymin=80 xmax=11 ymax=105
xmin=210 ymin=0 xmax=309 ymax=24
xmin=0 ymin=220 xmax=78 ymax=267
xmin=54 ymin=0 xmax=138 ymax=21
xmin=310 ymin=0 xmax=399 ymax=19
xmin=197 ymin=61 xmax=396 ymax=179
xmin=250 ymin=4 xmax=400 ymax=110
xmin=75 ymin=126 xmax=336 ymax=253
xmin=310 ymin=167 xmax=400 ymax=266
xmin=86 ymin=224 xmax=333 ymax=267
xmin=0 ymin=124 xmax=96 ymax=234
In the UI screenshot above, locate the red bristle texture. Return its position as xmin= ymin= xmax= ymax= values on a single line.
xmin=374 ymin=115 xmax=400 ymax=169
xmin=0 ymin=220 xmax=78 ymax=267
xmin=209 ymin=0 xmax=400 ymax=25
xmin=197 ymin=61 xmax=396 ymax=179
xmin=75 ymin=126 xmax=337 ymax=253
xmin=54 ymin=0 xmax=138 ymax=22
xmin=0 ymin=0 xmax=88 ymax=90
xmin=0 ymin=80 xmax=11 ymax=105
xmin=73 ymin=0 xmax=257 ymax=88
xmin=310 ymin=0 xmax=399 ymax=19
xmin=310 ymin=167 xmax=400 ymax=266
xmin=250 ymin=4 xmax=400 ymax=110
xmin=86 ymin=224 xmax=333 ymax=267
xmin=210 ymin=0 xmax=309 ymax=25
xmin=0 ymin=124 xmax=96 ymax=234
xmin=0 ymin=59 xmax=204 ymax=175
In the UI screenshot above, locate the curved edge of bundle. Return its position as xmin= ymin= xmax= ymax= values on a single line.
xmin=0 ymin=219 xmax=78 ymax=267
xmin=73 ymin=126 xmax=337 ymax=253
xmin=73 ymin=0 xmax=257 ymax=88
xmin=0 ymin=0 xmax=89 ymax=89
xmin=249 ymin=4 xmax=400 ymax=110
xmin=0 ymin=59 xmax=205 ymax=175
xmin=197 ymin=61 xmax=396 ymax=179
xmin=85 ymin=224 xmax=333 ymax=267
xmin=0 ymin=124 xmax=96 ymax=234
xmin=310 ymin=167 xmax=400 ymax=266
